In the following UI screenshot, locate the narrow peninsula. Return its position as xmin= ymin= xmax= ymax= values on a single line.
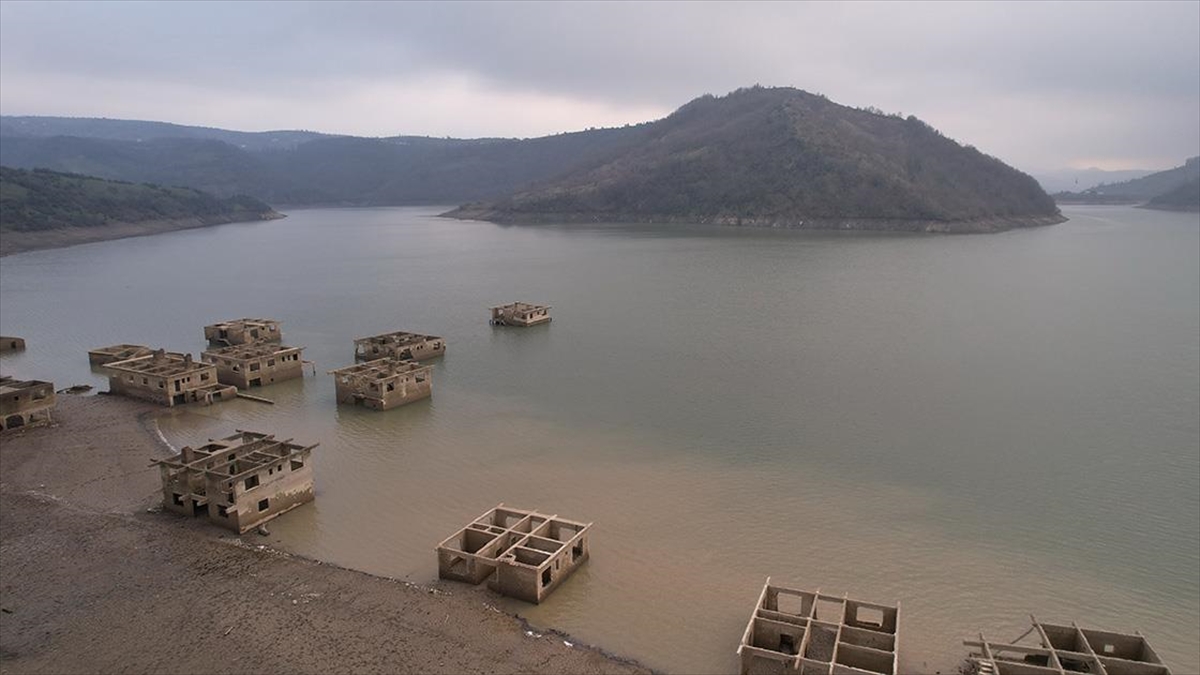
xmin=0 ymin=167 xmax=283 ymax=256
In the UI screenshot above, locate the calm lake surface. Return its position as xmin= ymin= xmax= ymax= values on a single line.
xmin=2 ymin=205 xmax=1197 ymax=673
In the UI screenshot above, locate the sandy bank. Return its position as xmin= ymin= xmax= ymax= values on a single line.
xmin=0 ymin=211 xmax=284 ymax=257
xmin=0 ymin=394 xmax=650 ymax=675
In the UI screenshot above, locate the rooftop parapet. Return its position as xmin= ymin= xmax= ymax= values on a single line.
xmin=328 ymin=357 xmax=432 ymax=410
xmin=354 ymin=331 xmax=445 ymax=362
xmin=152 ymin=429 xmax=318 ymax=534
xmin=88 ymin=343 xmax=153 ymax=366
xmin=963 ymin=615 xmax=1172 ymax=675
xmin=436 ymin=504 xmax=591 ymax=604
xmin=737 ymin=577 xmax=900 ymax=675
xmin=0 ymin=375 xmax=56 ymax=431
xmin=489 ymin=302 xmax=551 ymax=327
xmin=204 ymin=318 xmax=282 ymax=347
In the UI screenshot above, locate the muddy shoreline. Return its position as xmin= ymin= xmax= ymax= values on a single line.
xmin=0 ymin=394 xmax=652 ymax=675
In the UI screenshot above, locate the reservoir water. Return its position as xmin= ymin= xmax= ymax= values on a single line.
xmin=1 ymin=205 xmax=1197 ymax=673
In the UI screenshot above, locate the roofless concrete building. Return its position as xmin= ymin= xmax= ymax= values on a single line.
xmin=354 ymin=330 xmax=445 ymax=362
xmin=0 ymin=376 xmax=55 ymax=431
xmin=204 ymin=318 xmax=282 ymax=347
xmin=436 ymin=504 xmax=591 ymax=604
xmin=964 ymin=616 xmax=1172 ymax=675
xmin=737 ymin=578 xmax=900 ymax=675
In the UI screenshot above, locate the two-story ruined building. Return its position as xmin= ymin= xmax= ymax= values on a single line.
xmin=202 ymin=343 xmax=305 ymax=389
xmin=204 ymin=318 xmax=282 ymax=347
xmin=328 ymin=357 xmax=432 ymax=410
xmin=0 ymin=376 xmax=55 ymax=431
xmin=102 ymin=349 xmax=235 ymax=406
xmin=354 ymin=331 xmax=445 ymax=362
xmin=153 ymin=430 xmax=317 ymax=533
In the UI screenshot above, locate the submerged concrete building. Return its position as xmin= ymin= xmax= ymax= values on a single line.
xmin=0 ymin=376 xmax=55 ymax=431
xmin=0 ymin=336 xmax=26 ymax=352
xmin=354 ymin=331 xmax=445 ymax=362
xmin=204 ymin=318 xmax=282 ymax=347
xmin=202 ymin=343 xmax=305 ymax=389
xmin=153 ymin=430 xmax=317 ymax=534
xmin=102 ymin=349 xmax=235 ymax=406
xmin=489 ymin=302 xmax=551 ymax=327
xmin=436 ymin=504 xmax=591 ymax=604
xmin=328 ymin=357 xmax=432 ymax=410
xmin=88 ymin=343 xmax=153 ymax=366
xmin=963 ymin=616 xmax=1173 ymax=675
xmin=737 ymin=578 xmax=900 ymax=675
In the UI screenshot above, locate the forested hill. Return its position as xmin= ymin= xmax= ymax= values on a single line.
xmin=444 ymin=87 xmax=1063 ymax=233
xmin=1054 ymin=157 xmax=1200 ymax=208
xmin=0 ymin=166 xmax=277 ymax=233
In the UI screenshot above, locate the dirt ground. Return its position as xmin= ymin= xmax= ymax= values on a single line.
xmin=0 ymin=394 xmax=651 ymax=675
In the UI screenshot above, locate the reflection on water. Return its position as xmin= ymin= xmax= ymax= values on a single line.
xmin=2 ymin=205 xmax=1197 ymax=673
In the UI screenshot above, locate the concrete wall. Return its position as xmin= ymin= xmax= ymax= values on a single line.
xmin=0 ymin=337 xmax=27 ymax=352
xmin=210 ymin=354 xmax=304 ymax=389
xmin=207 ymin=458 xmax=314 ymax=534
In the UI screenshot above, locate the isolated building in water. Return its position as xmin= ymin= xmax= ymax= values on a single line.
xmin=489 ymin=302 xmax=551 ymax=327
xmin=153 ymin=430 xmax=317 ymax=534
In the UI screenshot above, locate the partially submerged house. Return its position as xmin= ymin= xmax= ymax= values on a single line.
xmin=102 ymin=349 xmax=235 ymax=406
xmin=202 ymin=343 xmax=305 ymax=389
xmin=328 ymin=357 xmax=432 ymax=410
xmin=204 ymin=318 xmax=282 ymax=347
xmin=436 ymin=504 xmax=591 ymax=604
xmin=354 ymin=331 xmax=445 ymax=362
xmin=88 ymin=343 xmax=153 ymax=366
xmin=963 ymin=616 xmax=1172 ymax=675
xmin=489 ymin=302 xmax=551 ymax=327
xmin=737 ymin=578 xmax=900 ymax=675
xmin=0 ymin=376 xmax=55 ymax=431
xmin=0 ymin=336 xmax=26 ymax=352
xmin=153 ymin=430 xmax=317 ymax=534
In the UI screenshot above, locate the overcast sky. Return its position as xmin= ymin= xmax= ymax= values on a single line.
xmin=1 ymin=0 xmax=1197 ymax=173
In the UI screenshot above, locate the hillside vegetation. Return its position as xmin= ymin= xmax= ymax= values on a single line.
xmin=1 ymin=89 xmax=1063 ymax=232
xmin=447 ymin=87 xmax=1062 ymax=232
xmin=0 ymin=166 xmax=276 ymax=232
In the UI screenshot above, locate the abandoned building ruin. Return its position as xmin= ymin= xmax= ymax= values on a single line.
xmin=328 ymin=357 xmax=432 ymax=410
xmin=204 ymin=318 xmax=282 ymax=347
xmin=489 ymin=302 xmax=551 ymax=327
xmin=88 ymin=343 xmax=153 ymax=367
xmin=202 ymin=343 xmax=305 ymax=389
xmin=0 ymin=336 xmax=26 ymax=352
xmin=102 ymin=349 xmax=236 ymax=406
xmin=354 ymin=330 xmax=445 ymax=362
xmin=737 ymin=578 xmax=900 ymax=675
xmin=436 ymin=504 xmax=591 ymax=604
xmin=0 ymin=375 xmax=55 ymax=431
xmin=152 ymin=430 xmax=317 ymax=534
xmin=963 ymin=615 xmax=1172 ymax=675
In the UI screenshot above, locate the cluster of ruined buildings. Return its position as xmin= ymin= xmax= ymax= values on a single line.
xmin=2 ymin=310 xmax=1180 ymax=672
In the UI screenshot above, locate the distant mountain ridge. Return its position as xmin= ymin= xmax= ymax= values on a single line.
xmin=447 ymin=87 xmax=1062 ymax=232
xmin=1054 ymin=157 xmax=1200 ymax=211
xmin=2 ymin=89 xmax=1064 ymax=231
